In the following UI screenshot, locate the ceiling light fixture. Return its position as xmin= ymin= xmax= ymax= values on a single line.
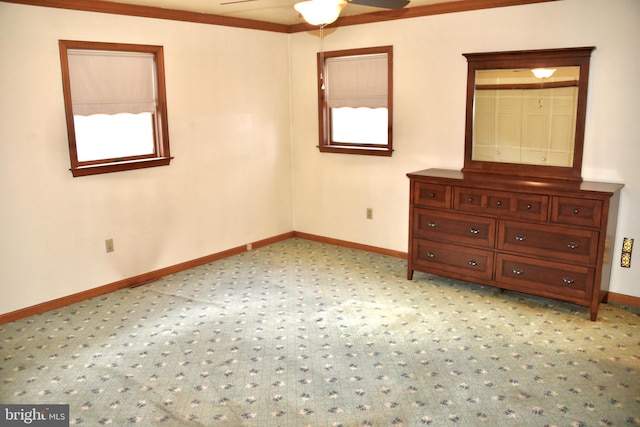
xmin=294 ymin=0 xmax=347 ymax=26
xmin=531 ymin=68 xmax=556 ymax=79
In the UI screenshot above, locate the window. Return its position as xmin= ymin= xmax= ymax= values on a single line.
xmin=59 ymin=40 xmax=172 ymax=177
xmin=317 ymin=46 xmax=393 ymax=156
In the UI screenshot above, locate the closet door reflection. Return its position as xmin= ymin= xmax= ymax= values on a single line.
xmin=473 ymin=74 xmax=579 ymax=167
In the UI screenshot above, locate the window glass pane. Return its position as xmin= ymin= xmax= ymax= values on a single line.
xmin=331 ymin=107 xmax=388 ymax=145
xmin=73 ymin=113 xmax=155 ymax=162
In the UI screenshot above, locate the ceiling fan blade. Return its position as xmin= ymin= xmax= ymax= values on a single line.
xmin=220 ymin=0 xmax=258 ymax=5
xmin=349 ymin=0 xmax=409 ymax=10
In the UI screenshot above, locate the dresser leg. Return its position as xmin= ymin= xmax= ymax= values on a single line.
xmin=407 ymin=269 xmax=414 ymax=280
xmin=589 ymin=304 xmax=599 ymax=321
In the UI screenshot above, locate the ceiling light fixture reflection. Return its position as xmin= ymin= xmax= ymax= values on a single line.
xmin=531 ymin=68 xmax=556 ymax=79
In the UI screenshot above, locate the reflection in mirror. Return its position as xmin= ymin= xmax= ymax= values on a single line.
xmin=463 ymin=47 xmax=595 ymax=181
xmin=473 ymin=66 xmax=580 ymax=167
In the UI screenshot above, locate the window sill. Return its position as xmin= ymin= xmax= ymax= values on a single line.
xmin=318 ymin=146 xmax=393 ymax=157
xmin=70 ymin=157 xmax=173 ymax=177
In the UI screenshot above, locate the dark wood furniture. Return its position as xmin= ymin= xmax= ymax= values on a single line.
xmin=407 ymin=168 xmax=623 ymax=320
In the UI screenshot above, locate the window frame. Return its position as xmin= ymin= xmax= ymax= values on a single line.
xmin=59 ymin=40 xmax=172 ymax=177
xmin=316 ymin=45 xmax=393 ymax=156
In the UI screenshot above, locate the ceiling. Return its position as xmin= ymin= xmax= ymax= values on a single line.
xmin=99 ymin=0 xmax=462 ymax=26
xmin=6 ymin=0 xmax=554 ymax=31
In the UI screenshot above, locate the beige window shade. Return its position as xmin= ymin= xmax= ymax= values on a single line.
xmin=325 ymin=53 xmax=388 ymax=108
xmin=68 ymin=50 xmax=156 ymax=116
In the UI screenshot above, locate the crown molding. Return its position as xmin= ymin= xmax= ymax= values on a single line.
xmin=1 ymin=0 xmax=291 ymax=32
xmin=289 ymin=0 xmax=558 ymax=32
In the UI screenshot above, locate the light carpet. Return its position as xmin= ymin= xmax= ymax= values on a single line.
xmin=1 ymin=238 xmax=639 ymax=426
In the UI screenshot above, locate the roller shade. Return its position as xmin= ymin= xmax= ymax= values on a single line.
xmin=67 ymin=49 xmax=156 ymax=116
xmin=325 ymin=53 xmax=388 ymax=109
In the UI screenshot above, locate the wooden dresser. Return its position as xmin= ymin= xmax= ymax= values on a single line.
xmin=407 ymin=168 xmax=623 ymax=320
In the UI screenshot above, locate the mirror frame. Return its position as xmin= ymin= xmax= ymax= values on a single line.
xmin=462 ymin=47 xmax=595 ymax=181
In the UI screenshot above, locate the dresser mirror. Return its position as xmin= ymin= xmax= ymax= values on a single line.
xmin=462 ymin=47 xmax=595 ymax=181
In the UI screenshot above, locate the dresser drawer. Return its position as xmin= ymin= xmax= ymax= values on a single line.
xmin=498 ymin=220 xmax=599 ymax=264
xmin=412 ymin=238 xmax=494 ymax=280
xmin=454 ymin=187 xmax=548 ymax=221
xmin=413 ymin=209 xmax=495 ymax=248
xmin=413 ymin=182 xmax=451 ymax=208
xmin=552 ymin=197 xmax=603 ymax=228
xmin=496 ymin=254 xmax=593 ymax=301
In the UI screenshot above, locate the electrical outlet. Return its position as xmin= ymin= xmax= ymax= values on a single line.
xmin=366 ymin=208 xmax=373 ymax=220
xmin=105 ymin=238 xmax=114 ymax=253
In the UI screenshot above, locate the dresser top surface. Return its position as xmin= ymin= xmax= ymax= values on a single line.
xmin=407 ymin=169 xmax=624 ymax=196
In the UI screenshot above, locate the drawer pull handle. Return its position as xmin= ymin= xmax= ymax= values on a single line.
xmin=426 ymin=252 xmax=435 ymax=258
xmin=469 ymin=228 xmax=480 ymax=234
xmin=427 ymin=222 xmax=437 ymax=227
xmin=512 ymin=269 xmax=524 ymax=276
xmin=563 ymin=278 xmax=575 ymax=285
xmin=468 ymin=260 xmax=477 ymax=266
xmin=573 ymin=208 xmax=580 ymax=214
xmin=514 ymin=235 xmax=526 ymax=241
xmin=467 ymin=197 xmax=474 ymax=203
xmin=428 ymin=193 xmax=435 ymax=198
xmin=496 ymin=200 xmax=502 ymax=206
xmin=567 ymin=242 xmax=579 ymax=250
xmin=526 ymin=204 xmax=532 ymax=210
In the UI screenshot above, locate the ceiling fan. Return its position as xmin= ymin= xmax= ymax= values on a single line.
xmin=295 ymin=0 xmax=410 ymax=26
xmin=220 ymin=0 xmax=409 ymax=26
xmin=349 ymin=0 xmax=410 ymax=9
xmin=222 ymin=0 xmax=408 ymax=5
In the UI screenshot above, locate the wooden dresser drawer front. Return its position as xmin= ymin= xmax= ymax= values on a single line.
xmin=496 ymin=254 xmax=593 ymax=300
xmin=454 ymin=187 xmax=548 ymax=221
xmin=414 ymin=209 xmax=496 ymax=248
xmin=407 ymin=169 xmax=624 ymax=321
xmin=498 ymin=220 xmax=599 ymax=264
xmin=412 ymin=238 xmax=493 ymax=279
xmin=413 ymin=182 xmax=451 ymax=208
xmin=552 ymin=197 xmax=603 ymax=228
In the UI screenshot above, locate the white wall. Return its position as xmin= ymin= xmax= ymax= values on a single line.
xmin=0 ymin=3 xmax=293 ymax=314
xmin=290 ymin=0 xmax=640 ymax=297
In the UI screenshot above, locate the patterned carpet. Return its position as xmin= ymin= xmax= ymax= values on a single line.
xmin=1 ymin=238 xmax=639 ymax=426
